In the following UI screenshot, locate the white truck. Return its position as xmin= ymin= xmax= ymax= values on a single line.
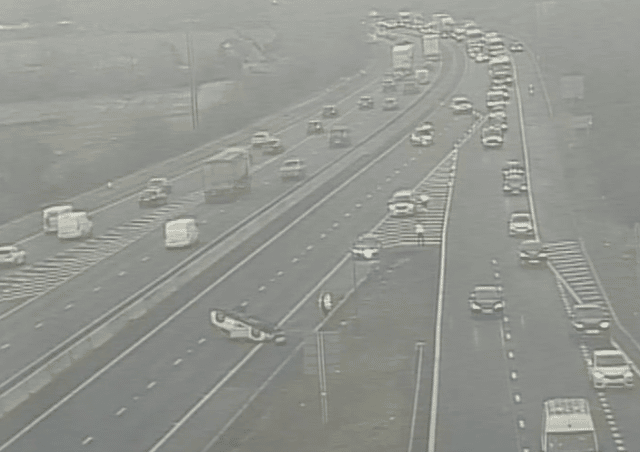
xmin=202 ymin=147 xmax=251 ymax=203
xmin=421 ymin=33 xmax=440 ymax=61
xmin=541 ymin=398 xmax=598 ymax=452
xmin=57 ymin=211 xmax=93 ymax=240
xmin=391 ymin=41 xmax=415 ymax=79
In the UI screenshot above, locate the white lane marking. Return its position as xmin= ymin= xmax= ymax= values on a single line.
xmin=291 ymin=257 xmax=298 ymax=263
xmin=258 ymin=285 xmax=266 ymax=292
xmin=34 ymin=322 xmax=43 ymax=329
xmin=1 ymin=344 xmax=9 ymax=350
xmin=82 ymin=436 xmax=93 ymax=446
xmin=0 ymin=65 xmax=443 ymax=451
xmin=65 ymin=304 xmax=74 ymax=310
xmin=513 ymin=61 xmax=540 ymax=242
xmin=198 ymin=338 xmax=206 ymax=345
xmin=173 ymin=358 xmax=182 ymax=366
xmin=142 ymin=256 xmax=150 ymax=262
xmin=118 ymin=271 xmax=126 ymax=276
xmin=277 ymin=271 xmax=284 ymax=276
xmin=407 ymin=342 xmax=425 ymax=452
xmin=320 ymin=233 xmax=326 ymax=239
xmin=115 ymin=407 xmax=127 ymax=417
xmin=427 ymin=149 xmax=458 ymax=452
xmin=332 ymin=222 xmax=339 ymax=228
xmin=93 ymin=287 xmax=101 ymax=292
xmin=344 ymin=213 xmax=351 ymax=218
xmin=306 ymin=245 xmax=313 ymax=251
xmin=147 ymin=381 xmax=156 ymax=390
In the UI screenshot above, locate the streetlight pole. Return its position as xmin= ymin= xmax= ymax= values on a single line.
xmin=186 ymin=30 xmax=199 ymax=130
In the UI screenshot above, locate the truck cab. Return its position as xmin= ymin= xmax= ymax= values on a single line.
xmin=57 ymin=211 xmax=93 ymax=240
xmin=42 ymin=204 xmax=73 ymax=233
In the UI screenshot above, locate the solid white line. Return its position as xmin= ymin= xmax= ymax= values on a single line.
xmin=407 ymin=342 xmax=424 ymax=452
xmin=513 ymin=60 xmax=540 ymax=242
xmin=426 ymin=151 xmax=457 ymax=452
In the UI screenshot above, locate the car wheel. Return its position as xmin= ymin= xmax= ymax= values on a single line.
xmin=250 ymin=327 xmax=262 ymax=339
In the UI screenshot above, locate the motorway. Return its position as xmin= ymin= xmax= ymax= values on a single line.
xmin=0 ymin=37 xmax=458 ymax=415
xmin=0 ymin=37 xmax=473 ymax=450
xmin=3 ymin=15 xmax=639 ymax=452
xmin=432 ymin=38 xmax=635 ymax=452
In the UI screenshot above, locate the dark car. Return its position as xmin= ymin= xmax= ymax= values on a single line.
xmin=307 ymin=120 xmax=325 ymax=135
xmin=139 ymin=188 xmax=168 ymax=208
xmin=262 ymin=138 xmax=285 ymax=155
xmin=571 ymin=304 xmax=610 ymax=336
xmin=469 ymin=285 xmax=505 ymax=316
xmin=329 ymin=126 xmax=352 ymax=148
xmin=358 ymin=96 xmax=374 ymax=110
xmin=322 ymin=105 xmax=339 ymax=118
xmin=502 ymin=159 xmax=524 ymax=175
xmin=519 ymin=240 xmax=548 ymax=265
xmin=503 ymin=171 xmax=528 ymax=195
xmin=146 ymin=177 xmax=172 ymax=195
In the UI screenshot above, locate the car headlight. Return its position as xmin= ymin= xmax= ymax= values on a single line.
xmin=503 ymin=186 xmax=510 ymax=191
xmin=599 ymin=321 xmax=610 ymax=329
xmin=470 ymin=301 xmax=481 ymax=309
xmin=573 ymin=322 xmax=584 ymax=329
xmin=493 ymin=302 xmax=504 ymax=310
xmin=624 ymin=371 xmax=634 ymax=380
xmin=593 ymin=371 xmax=604 ymax=380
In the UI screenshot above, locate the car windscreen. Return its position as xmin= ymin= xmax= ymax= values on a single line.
xmin=575 ymin=306 xmax=604 ymax=319
xmin=283 ymin=161 xmax=301 ymax=168
xmin=597 ymin=354 xmax=626 ymax=367
xmin=392 ymin=195 xmax=412 ymax=203
xmin=512 ymin=214 xmax=530 ymax=222
xmin=475 ymin=288 xmax=500 ymax=300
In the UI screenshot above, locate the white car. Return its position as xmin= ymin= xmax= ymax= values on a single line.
xmin=388 ymin=189 xmax=416 ymax=217
xmin=251 ymin=131 xmax=273 ymax=148
xmin=0 ymin=244 xmax=26 ymax=266
xmin=451 ymin=96 xmax=473 ymax=114
xmin=410 ymin=123 xmax=435 ymax=146
xmin=587 ymin=349 xmax=633 ymax=389
xmin=475 ymin=53 xmax=490 ymax=63
xmin=279 ymin=158 xmax=306 ymax=180
xmin=508 ymin=211 xmax=534 ymax=237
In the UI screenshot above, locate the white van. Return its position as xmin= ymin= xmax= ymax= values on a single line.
xmin=164 ymin=218 xmax=199 ymax=249
xmin=42 ymin=205 xmax=73 ymax=233
xmin=57 ymin=211 xmax=93 ymax=240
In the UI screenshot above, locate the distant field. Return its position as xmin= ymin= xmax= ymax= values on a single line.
xmin=0 ymin=0 xmax=372 ymax=224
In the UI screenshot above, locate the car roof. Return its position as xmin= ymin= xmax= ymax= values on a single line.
xmin=384 ymin=97 xmax=397 ymax=101
xmin=166 ymin=218 xmax=195 ymax=227
xmin=575 ymin=303 xmax=603 ymax=310
xmin=283 ymin=158 xmax=303 ymax=164
xmin=474 ymin=285 xmax=501 ymax=292
xmin=594 ymin=349 xmax=623 ymax=357
xmin=511 ymin=211 xmax=531 ymax=217
xmin=393 ymin=189 xmax=412 ymax=196
xmin=330 ymin=125 xmax=350 ymax=131
xmin=0 ymin=245 xmax=17 ymax=251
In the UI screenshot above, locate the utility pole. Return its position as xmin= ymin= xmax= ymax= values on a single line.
xmin=186 ymin=30 xmax=199 ymax=129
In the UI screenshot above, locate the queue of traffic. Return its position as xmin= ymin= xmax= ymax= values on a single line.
xmin=375 ymin=9 xmax=634 ymax=452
